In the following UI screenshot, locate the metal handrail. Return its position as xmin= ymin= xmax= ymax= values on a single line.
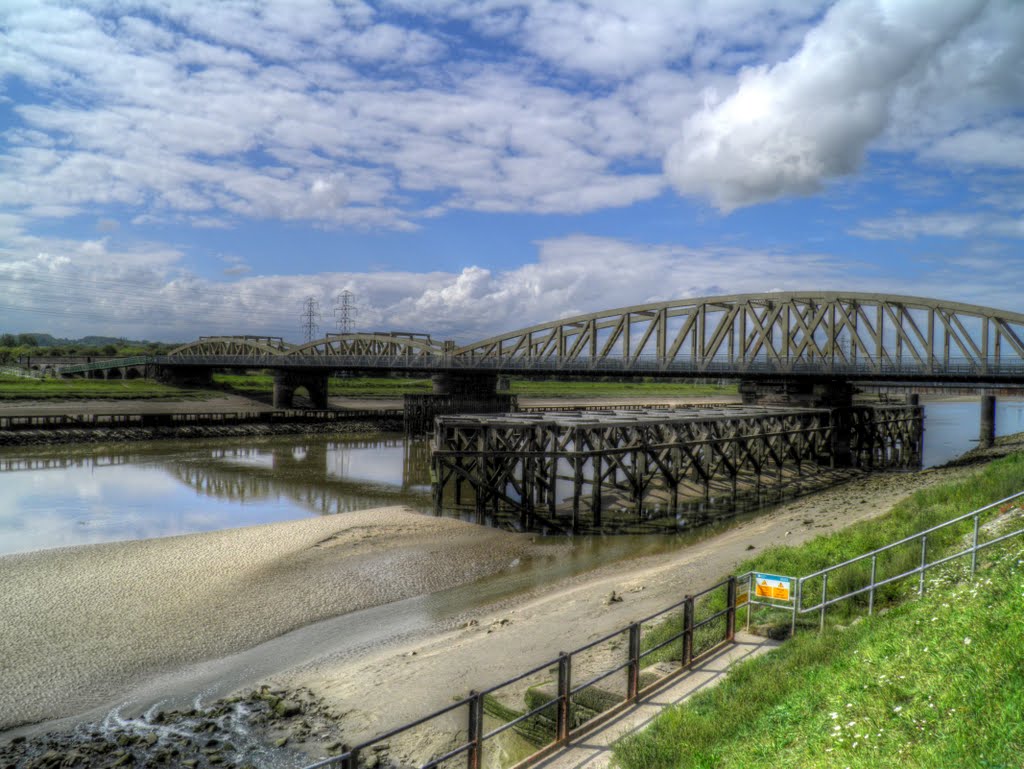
xmin=302 ymin=577 xmax=735 ymax=769
xmin=302 ymin=491 xmax=1024 ymax=769
xmin=800 ymin=489 xmax=1024 ymax=581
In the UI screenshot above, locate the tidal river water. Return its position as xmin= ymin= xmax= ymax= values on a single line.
xmin=1 ymin=399 xmax=1023 ymax=557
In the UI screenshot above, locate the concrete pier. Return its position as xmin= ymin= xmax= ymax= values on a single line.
xmin=272 ymin=370 xmax=329 ymax=409
xmin=979 ymin=393 xmax=997 ymax=449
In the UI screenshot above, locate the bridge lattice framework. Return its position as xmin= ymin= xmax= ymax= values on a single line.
xmin=150 ymin=293 xmax=1024 ymax=383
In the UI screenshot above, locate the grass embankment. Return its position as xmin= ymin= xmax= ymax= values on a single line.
xmin=213 ymin=373 xmax=738 ymax=400
xmin=0 ymin=375 xmax=210 ymax=401
xmin=616 ymin=453 xmax=1024 ymax=769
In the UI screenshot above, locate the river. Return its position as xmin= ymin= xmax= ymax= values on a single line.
xmin=2 ymin=399 xmax=1024 ymax=557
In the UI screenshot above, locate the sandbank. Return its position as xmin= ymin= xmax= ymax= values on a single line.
xmin=0 ymin=509 xmax=543 ymax=731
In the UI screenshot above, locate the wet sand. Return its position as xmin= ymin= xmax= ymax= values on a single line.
xmin=0 ymin=509 xmax=547 ymax=731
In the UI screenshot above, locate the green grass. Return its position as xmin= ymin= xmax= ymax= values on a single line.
xmin=212 ymin=373 xmax=737 ymax=399
xmin=213 ymin=373 xmax=434 ymax=396
xmin=738 ymin=453 xmax=1024 ymax=626
xmin=614 ymin=456 xmax=1024 ymax=769
xmin=615 ymin=543 xmax=1024 ymax=769
xmin=0 ymin=375 xmax=209 ymax=400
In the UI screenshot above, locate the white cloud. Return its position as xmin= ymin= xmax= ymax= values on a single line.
xmin=664 ymin=0 xmax=990 ymax=211
xmin=923 ymin=121 xmax=1024 ymax=169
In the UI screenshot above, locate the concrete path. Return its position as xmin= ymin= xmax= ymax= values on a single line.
xmin=530 ymin=633 xmax=779 ymax=769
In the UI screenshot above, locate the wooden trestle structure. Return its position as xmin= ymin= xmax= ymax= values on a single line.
xmin=431 ymin=405 xmax=923 ymax=534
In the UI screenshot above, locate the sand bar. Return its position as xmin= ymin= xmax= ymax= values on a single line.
xmin=0 ymin=508 xmax=545 ymax=730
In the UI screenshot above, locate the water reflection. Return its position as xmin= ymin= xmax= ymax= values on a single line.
xmin=921 ymin=399 xmax=1024 ymax=467
xmin=0 ymin=436 xmax=432 ymax=555
xmin=1 ymin=400 xmax=1022 ymax=555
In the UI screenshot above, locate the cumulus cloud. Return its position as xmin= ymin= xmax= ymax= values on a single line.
xmin=665 ymin=0 xmax=989 ymax=211
xmin=6 ymin=223 xmax=1024 ymax=343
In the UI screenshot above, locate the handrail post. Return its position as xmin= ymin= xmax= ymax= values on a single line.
xmin=868 ymin=555 xmax=877 ymax=616
xmin=819 ymin=573 xmax=828 ymax=632
xmin=791 ymin=578 xmax=801 ymax=637
xmin=682 ymin=596 xmax=694 ymax=668
xmin=726 ymin=576 xmax=737 ymax=642
xmin=467 ymin=691 xmax=483 ymax=769
xmin=971 ymin=515 xmax=980 ymax=575
xmin=746 ymin=572 xmax=753 ymax=632
xmin=627 ymin=623 xmax=641 ymax=702
xmin=919 ymin=534 xmax=928 ymax=596
xmin=556 ymin=652 xmax=571 ymax=746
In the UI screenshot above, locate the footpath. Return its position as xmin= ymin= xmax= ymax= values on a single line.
xmin=531 ymin=633 xmax=779 ymax=769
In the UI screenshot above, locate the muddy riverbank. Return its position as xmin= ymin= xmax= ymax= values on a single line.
xmin=4 ymin=434 xmax=1024 ymax=768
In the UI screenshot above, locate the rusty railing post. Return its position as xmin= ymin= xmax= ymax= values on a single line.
xmin=726 ymin=576 xmax=737 ymax=642
xmin=467 ymin=691 xmax=483 ymax=769
xmin=556 ymin=652 xmax=571 ymax=746
xmin=682 ymin=596 xmax=694 ymax=668
xmin=627 ymin=623 xmax=641 ymax=702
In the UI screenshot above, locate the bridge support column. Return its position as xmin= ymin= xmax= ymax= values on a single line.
xmin=406 ymin=373 xmax=514 ymax=435
xmin=273 ymin=370 xmax=330 ymax=410
xmin=979 ymin=393 xmax=996 ymax=449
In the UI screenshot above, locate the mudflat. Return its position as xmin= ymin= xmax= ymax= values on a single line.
xmin=0 ymin=508 xmax=546 ymax=731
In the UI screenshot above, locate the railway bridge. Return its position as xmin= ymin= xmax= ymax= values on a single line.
xmin=50 ymin=292 xmax=1024 ymax=528
xmin=58 ymin=291 xmax=1024 ymax=401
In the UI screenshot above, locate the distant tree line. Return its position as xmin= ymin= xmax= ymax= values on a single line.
xmin=0 ymin=334 xmax=179 ymax=365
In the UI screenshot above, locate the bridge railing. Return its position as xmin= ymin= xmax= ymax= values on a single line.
xmin=56 ymin=356 xmax=154 ymax=375
xmin=155 ymin=352 xmax=1024 ymax=380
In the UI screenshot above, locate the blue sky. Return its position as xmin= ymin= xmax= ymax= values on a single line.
xmin=1 ymin=0 xmax=1022 ymax=343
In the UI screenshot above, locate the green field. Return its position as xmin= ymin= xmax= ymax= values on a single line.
xmin=213 ymin=373 xmax=737 ymax=399
xmin=0 ymin=375 xmax=210 ymax=400
xmin=615 ymin=454 xmax=1024 ymax=769
xmin=0 ymin=371 xmax=736 ymax=402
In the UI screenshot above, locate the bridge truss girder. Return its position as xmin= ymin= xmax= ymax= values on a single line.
xmin=451 ymin=292 xmax=1024 ymax=376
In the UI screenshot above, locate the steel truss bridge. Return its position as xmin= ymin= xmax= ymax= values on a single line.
xmin=58 ymin=292 xmax=1024 ymax=383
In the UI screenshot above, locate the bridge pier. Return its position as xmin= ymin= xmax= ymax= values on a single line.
xmin=979 ymin=393 xmax=997 ymax=449
xmin=272 ymin=370 xmax=330 ymax=409
xmin=404 ymin=373 xmax=515 ymax=434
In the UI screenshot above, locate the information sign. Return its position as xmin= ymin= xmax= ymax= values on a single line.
xmin=754 ymin=573 xmax=793 ymax=601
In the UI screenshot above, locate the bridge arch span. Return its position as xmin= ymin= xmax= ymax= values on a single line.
xmin=167 ymin=336 xmax=293 ymax=358
xmin=287 ymin=333 xmax=445 ymax=359
xmin=453 ymin=292 xmax=1024 ymax=375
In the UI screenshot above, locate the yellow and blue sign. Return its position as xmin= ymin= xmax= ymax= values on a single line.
xmin=754 ymin=573 xmax=792 ymax=601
